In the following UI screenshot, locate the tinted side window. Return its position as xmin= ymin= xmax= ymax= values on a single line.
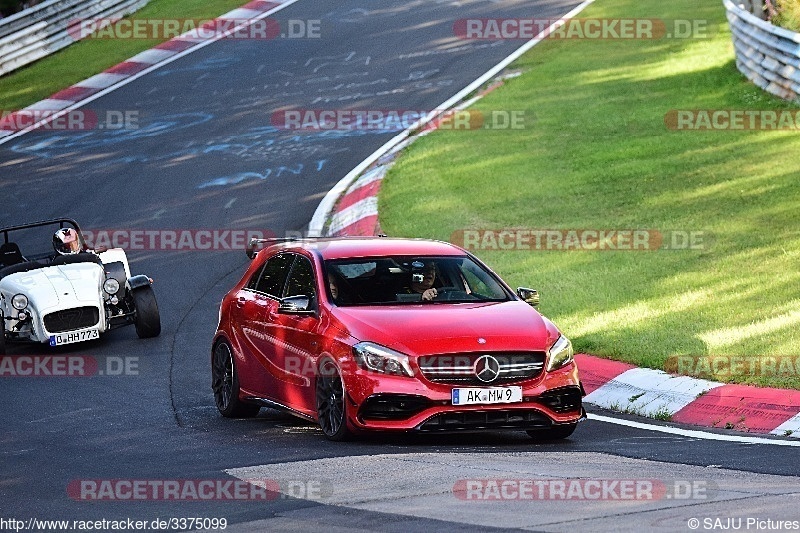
xmin=285 ymin=256 xmax=316 ymax=301
xmin=246 ymin=263 xmax=266 ymax=290
xmin=253 ymin=254 xmax=295 ymax=297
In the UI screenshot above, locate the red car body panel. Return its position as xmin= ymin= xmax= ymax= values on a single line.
xmin=329 ymin=302 xmax=556 ymax=354
xmin=213 ymin=238 xmax=584 ymax=434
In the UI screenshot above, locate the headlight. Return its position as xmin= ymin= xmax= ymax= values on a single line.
xmin=103 ymin=278 xmax=120 ymax=295
xmin=353 ymin=342 xmax=414 ymax=377
xmin=11 ymin=293 xmax=28 ymax=310
xmin=546 ymin=335 xmax=574 ymax=371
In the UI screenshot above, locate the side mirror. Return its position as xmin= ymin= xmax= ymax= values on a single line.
xmin=245 ymin=238 xmax=260 ymax=259
xmin=517 ymin=287 xmax=540 ymax=307
xmin=278 ymin=295 xmax=316 ymax=315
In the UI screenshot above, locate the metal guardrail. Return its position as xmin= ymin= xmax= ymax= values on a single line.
xmin=0 ymin=0 xmax=149 ymax=77
xmin=735 ymin=0 xmax=767 ymax=20
xmin=724 ymin=0 xmax=800 ymax=101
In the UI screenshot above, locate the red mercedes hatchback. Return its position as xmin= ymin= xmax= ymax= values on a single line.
xmin=211 ymin=237 xmax=584 ymax=440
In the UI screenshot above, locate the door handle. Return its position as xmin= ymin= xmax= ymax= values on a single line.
xmin=235 ymin=296 xmax=246 ymax=308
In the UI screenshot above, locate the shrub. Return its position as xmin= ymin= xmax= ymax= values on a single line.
xmin=767 ymin=0 xmax=800 ymax=32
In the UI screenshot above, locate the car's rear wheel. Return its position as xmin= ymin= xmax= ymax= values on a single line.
xmin=211 ymin=341 xmax=260 ymax=418
xmin=527 ymin=423 xmax=577 ymax=440
xmin=132 ymin=286 xmax=161 ymax=338
xmin=316 ymin=359 xmax=352 ymax=441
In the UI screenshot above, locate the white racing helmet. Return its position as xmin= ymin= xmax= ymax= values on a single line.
xmin=53 ymin=228 xmax=81 ymax=255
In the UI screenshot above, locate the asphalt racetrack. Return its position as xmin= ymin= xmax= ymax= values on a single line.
xmin=2 ymin=1 xmax=800 ymax=531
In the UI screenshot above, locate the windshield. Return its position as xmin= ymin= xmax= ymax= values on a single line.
xmin=324 ymin=255 xmax=511 ymax=306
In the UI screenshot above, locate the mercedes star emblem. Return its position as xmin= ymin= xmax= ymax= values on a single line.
xmin=474 ymin=355 xmax=501 ymax=383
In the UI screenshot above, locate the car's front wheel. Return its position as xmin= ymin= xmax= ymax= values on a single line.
xmin=132 ymin=286 xmax=161 ymax=338
xmin=527 ymin=423 xmax=577 ymax=440
xmin=316 ymin=359 xmax=352 ymax=441
xmin=211 ymin=341 xmax=260 ymax=418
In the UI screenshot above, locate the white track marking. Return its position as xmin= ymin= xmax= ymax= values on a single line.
xmin=589 ymin=413 xmax=800 ymax=446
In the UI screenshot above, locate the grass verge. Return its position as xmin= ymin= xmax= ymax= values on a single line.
xmin=379 ymin=0 xmax=800 ymax=389
xmin=0 ymin=0 xmax=248 ymax=111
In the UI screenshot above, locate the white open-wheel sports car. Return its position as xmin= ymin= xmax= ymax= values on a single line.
xmin=0 ymin=218 xmax=160 ymax=355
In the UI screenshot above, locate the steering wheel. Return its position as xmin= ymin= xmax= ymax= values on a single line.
xmin=435 ymin=287 xmax=457 ymax=295
xmin=433 ymin=287 xmax=461 ymax=300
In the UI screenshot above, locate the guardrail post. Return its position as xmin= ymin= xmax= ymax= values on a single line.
xmin=739 ymin=0 xmax=767 ymax=20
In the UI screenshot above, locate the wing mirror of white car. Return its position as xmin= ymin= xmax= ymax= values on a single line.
xmin=278 ymin=295 xmax=316 ymax=315
xmin=517 ymin=287 xmax=540 ymax=307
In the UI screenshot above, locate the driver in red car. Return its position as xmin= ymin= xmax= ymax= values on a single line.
xmin=403 ymin=260 xmax=438 ymax=301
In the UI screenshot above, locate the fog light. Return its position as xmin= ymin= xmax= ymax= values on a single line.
xmin=109 ymin=295 xmax=119 ymax=305
xmin=17 ymin=311 xmax=27 ymax=321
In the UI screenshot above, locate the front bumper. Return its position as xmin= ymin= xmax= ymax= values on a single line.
xmin=343 ymin=361 xmax=583 ymax=432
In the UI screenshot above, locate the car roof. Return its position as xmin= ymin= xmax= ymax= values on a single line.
xmin=264 ymin=237 xmax=467 ymax=261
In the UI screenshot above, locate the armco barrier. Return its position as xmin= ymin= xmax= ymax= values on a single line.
xmin=736 ymin=0 xmax=767 ymax=20
xmin=724 ymin=0 xmax=800 ymax=101
xmin=0 ymin=0 xmax=149 ymax=77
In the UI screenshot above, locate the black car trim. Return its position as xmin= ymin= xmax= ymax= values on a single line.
xmin=243 ymin=396 xmax=316 ymax=421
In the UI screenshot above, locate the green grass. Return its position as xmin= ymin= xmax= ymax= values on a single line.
xmin=379 ymin=0 xmax=800 ymax=389
xmin=0 ymin=0 xmax=248 ymax=111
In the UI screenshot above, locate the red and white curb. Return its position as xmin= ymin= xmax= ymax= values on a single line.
xmin=578 ymin=353 xmax=800 ymax=437
xmin=325 ymin=162 xmax=388 ymax=237
xmin=0 ymin=0 xmax=298 ymax=144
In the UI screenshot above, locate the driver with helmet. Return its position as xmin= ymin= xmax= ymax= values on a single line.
xmin=52 ymin=228 xmax=83 ymax=255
